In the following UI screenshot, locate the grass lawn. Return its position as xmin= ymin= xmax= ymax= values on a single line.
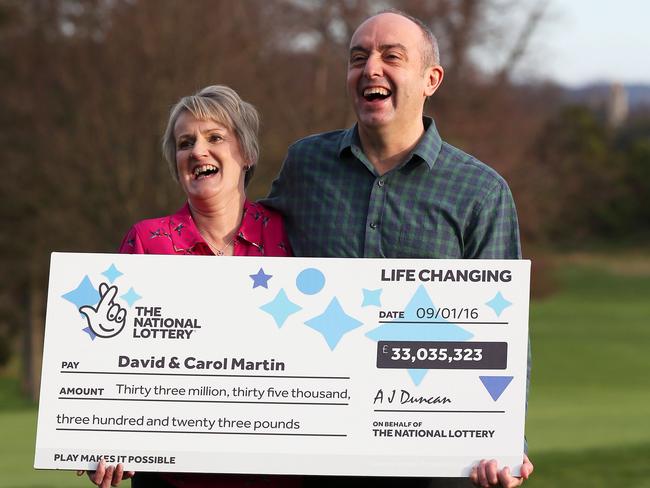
xmin=1 ymin=408 xmax=88 ymax=488
xmin=524 ymin=255 xmax=650 ymax=486
xmin=526 ymin=443 xmax=650 ymax=487
xmin=2 ymin=255 xmax=649 ymax=487
xmin=527 ymin=260 xmax=650 ymax=453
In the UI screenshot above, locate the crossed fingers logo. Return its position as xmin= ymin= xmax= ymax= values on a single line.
xmin=79 ymin=282 xmax=127 ymax=338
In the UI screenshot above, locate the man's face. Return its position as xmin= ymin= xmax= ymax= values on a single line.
xmin=346 ymin=13 xmax=440 ymax=132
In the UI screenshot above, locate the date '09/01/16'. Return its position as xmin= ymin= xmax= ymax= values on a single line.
xmin=379 ymin=308 xmax=480 ymax=320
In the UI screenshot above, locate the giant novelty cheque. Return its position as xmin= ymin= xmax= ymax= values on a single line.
xmin=35 ymin=253 xmax=530 ymax=477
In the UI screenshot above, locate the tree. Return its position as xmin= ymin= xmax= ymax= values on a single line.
xmin=0 ymin=0 xmax=556 ymax=397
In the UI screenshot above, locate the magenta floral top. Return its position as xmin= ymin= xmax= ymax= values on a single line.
xmin=119 ymin=200 xmax=291 ymax=257
xmin=118 ymin=200 xmax=298 ymax=487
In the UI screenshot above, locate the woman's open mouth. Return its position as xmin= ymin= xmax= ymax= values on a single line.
xmin=192 ymin=164 xmax=219 ymax=179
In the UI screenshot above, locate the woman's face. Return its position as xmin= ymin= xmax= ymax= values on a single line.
xmin=174 ymin=111 xmax=247 ymax=203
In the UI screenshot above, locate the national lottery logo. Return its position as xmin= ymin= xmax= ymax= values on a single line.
xmin=62 ymin=263 xmax=141 ymax=341
xmin=79 ymin=282 xmax=127 ymax=338
xmin=62 ymin=263 xmax=200 ymax=341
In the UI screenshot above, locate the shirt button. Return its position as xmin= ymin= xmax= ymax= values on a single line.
xmin=369 ymin=222 xmax=377 ymax=229
xmin=377 ymin=179 xmax=384 ymax=187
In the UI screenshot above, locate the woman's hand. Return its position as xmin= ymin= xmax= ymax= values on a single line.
xmin=76 ymin=458 xmax=135 ymax=487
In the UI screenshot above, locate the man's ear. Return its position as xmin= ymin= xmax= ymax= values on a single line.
xmin=424 ymin=65 xmax=444 ymax=97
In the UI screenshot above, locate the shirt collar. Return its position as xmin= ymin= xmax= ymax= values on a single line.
xmin=167 ymin=203 xmax=203 ymax=253
xmin=338 ymin=116 xmax=442 ymax=170
xmin=168 ymin=200 xmax=263 ymax=254
xmin=237 ymin=200 xmax=266 ymax=251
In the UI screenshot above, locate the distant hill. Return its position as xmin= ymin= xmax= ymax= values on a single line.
xmin=564 ymin=83 xmax=650 ymax=109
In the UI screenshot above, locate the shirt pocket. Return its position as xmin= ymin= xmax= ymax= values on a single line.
xmin=397 ymin=222 xmax=463 ymax=259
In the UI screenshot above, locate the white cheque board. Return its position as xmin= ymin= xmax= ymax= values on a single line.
xmin=35 ymin=253 xmax=530 ymax=477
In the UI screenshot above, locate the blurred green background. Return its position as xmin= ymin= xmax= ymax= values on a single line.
xmin=1 ymin=0 xmax=649 ymax=486
xmin=3 ymin=253 xmax=649 ymax=487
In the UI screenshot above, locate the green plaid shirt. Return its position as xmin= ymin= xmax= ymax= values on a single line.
xmin=264 ymin=117 xmax=529 ymax=465
xmin=264 ymin=117 xmax=521 ymax=259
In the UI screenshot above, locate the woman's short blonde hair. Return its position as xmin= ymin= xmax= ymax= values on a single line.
xmin=162 ymin=85 xmax=260 ymax=187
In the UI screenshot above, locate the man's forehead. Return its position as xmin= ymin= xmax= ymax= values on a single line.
xmin=349 ymin=13 xmax=422 ymax=49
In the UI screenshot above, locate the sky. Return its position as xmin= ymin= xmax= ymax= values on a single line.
xmin=523 ymin=0 xmax=650 ymax=86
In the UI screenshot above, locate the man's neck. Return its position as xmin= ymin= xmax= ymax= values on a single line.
xmin=357 ymin=117 xmax=425 ymax=176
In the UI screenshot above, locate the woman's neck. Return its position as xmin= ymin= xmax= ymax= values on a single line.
xmin=189 ymin=191 xmax=246 ymax=255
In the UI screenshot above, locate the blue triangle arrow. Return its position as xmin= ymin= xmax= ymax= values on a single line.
xmin=479 ymin=376 xmax=514 ymax=401
xmin=408 ymin=369 xmax=428 ymax=386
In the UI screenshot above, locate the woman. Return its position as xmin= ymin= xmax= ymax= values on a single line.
xmin=120 ymin=85 xmax=290 ymax=258
xmin=81 ymin=85 xmax=298 ymax=487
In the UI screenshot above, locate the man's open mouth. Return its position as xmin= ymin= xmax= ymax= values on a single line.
xmin=363 ymin=87 xmax=391 ymax=101
xmin=193 ymin=164 xmax=219 ymax=179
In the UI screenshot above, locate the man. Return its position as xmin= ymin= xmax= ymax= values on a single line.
xmin=264 ymin=9 xmax=533 ymax=488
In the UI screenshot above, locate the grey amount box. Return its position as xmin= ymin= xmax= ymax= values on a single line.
xmin=377 ymin=341 xmax=508 ymax=370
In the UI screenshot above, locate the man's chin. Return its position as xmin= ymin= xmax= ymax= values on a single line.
xmin=356 ymin=111 xmax=394 ymax=130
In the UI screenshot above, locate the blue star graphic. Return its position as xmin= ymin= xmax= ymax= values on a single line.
xmin=62 ymin=276 xmax=99 ymax=309
xmin=305 ymin=297 xmax=363 ymax=350
xmin=101 ymin=264 xmax=123 ymax=283
xmin=260 ymin=289 xmax=302 ymax=327
xmin=83 ymin=327 xmax=97 ymax=340
xmin=362 ymin=288 xmax=382 ymax=307
xmin=120 ymin=287 xmax=142 ymax=307
xmin=365 ymin=285 xmax=474 ymax=385
xmin=486 ymin=291 xmax=513 ymax=317
xmin=250 ymin=268 xmax=273 ymax=289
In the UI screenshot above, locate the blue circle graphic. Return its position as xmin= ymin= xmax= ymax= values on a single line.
xmin=296 ymin=268 xmax=326 ymax=295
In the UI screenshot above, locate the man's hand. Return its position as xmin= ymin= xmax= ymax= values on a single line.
xmin=76 ymin=459 xmax=135 ymax=487
xmin=79 ymin=282 xmax=127 ymax=338
xmin=470 ymin=454 xmax=533 ymax=488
